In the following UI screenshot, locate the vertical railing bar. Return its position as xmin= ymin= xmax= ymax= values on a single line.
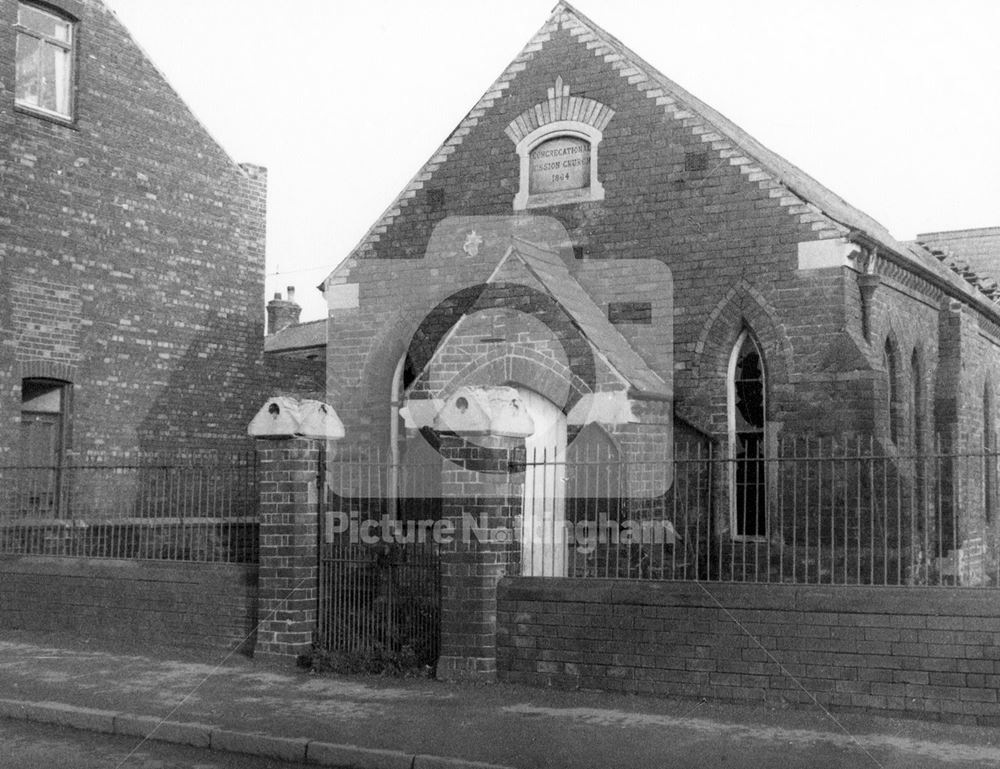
xmin=777 ymin=437 xmax=784 ymax=584
xmin=833 ymin=439 xmax=839 ymax=583
xmin=818 ymin=437 xmax=825 ymax=584
xmin=936 ymin=433 xmax=943 ymax=586
xmin=995 ymin=432 xmax=999 ymax=587
xmin=910 ymin=441 xmax=917 ymax=586
xmin=739 ymin=442 xmax=745 ymax=584
xmin=791 ymin=437 xmax=798 ymax=583
xmin=896 ymin=444 xmax=906 ymax=585
xmin=692 ymin=442 xmax=701 ymax=582
xmin=754 ymin=441 xmax=761 ymax=584
xmin=868 ymin=436 xmax=875 ymax=584
xmin=804 ymin=438 xmax=811 ymax=584
xmin=855 ymin=436 xmax=862 ymax=585
xmin=727 ymin=442 xmax=734 ymax=583
xmin=924 ymin=435 xmax=932 ymax=586
xmin=881 ymin=439 xmax=889 ymax=585
xmin=841 ymin=439 xmax=848 ymax=585
xmin=952 ymin=444 xmax=960 ymax=576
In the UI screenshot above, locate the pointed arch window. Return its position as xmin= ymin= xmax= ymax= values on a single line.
xmin=910 ymin=350 xmax=922 ymax=452
xmin=912 ymin=350 xmax=926 ymax=512
xmin=884 ymin=338 xmax=900 ymax=444
xmin=729 ymin=331 xmax=766 ymax=538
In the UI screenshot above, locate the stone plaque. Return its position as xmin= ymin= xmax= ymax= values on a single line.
xmin=528 ymin=136 xmax=590 ymax=194
xmin=608 ymin=301 xmax=652 ymax=325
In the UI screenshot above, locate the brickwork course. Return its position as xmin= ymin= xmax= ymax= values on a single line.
xmin=0 ymin=0 xmax=268 ymax=462
xmin=255 ymin=442 xmax=321 ymax=660
xmin=0 ymin=557 xmax=257 ymax=652
xmin=498 ymin=579 xmax=1000 ymax=726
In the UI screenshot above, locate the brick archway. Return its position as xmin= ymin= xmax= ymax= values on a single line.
xmin=440 ymin=344 xmax=591 ymax=416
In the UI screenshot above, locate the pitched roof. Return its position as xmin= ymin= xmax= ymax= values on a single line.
xmin=321 ymin=1 xmax=998 ymax=320
xmin=503 ymin=241 xmax=670 ymax=399
xmin=264 ymin=319 xmax=326 ymax=353
xmin=555 ymin=2 xmax=990 ymax=301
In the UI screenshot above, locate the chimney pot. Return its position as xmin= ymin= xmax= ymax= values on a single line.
xmin=266 ymin=288 xmax=302 ymax=336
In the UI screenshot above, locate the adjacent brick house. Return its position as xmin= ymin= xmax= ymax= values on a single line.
xmin=316 ymin=2 xmax=1000 ymax=581
xmin=1 ymin=0 xmax=267 ymax=462
xmin=0 ymin=0 xmax=266 ymax=650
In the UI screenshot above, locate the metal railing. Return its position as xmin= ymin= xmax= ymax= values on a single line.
xmin=322 ymin=436 xmax=1000 ymax=588
xmin=0 ymin=454 xmax=259 ymax=563
xmin=525 ymin=437 xmax=1000 ymax=587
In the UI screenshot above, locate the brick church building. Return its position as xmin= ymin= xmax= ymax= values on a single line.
xmin=316 ymin=2 xmax=1000 ymax=583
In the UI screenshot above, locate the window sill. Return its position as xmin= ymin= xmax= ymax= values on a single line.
xmin=730 ymin=534 xmax=768 ymax=543
xmin=14 ymin=102 xmax=76 ymax=129
xmin=514 ymin=185 xmax=605 ymax=211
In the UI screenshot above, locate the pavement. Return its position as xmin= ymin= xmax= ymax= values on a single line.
xmin=0 ymin=630 xmax=999 ymax=769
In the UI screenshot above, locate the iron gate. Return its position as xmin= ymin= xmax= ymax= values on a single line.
xmin=317 ymin=455 xmax=442 ymax=668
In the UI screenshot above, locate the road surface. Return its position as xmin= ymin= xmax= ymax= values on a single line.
xmin=0 ymin=718 xmax=311 ymax=769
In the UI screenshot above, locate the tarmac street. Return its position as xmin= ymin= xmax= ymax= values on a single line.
xmin=0 ymin=630 xmax=998 ymax=769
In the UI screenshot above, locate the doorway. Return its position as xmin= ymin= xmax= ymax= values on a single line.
xmin=517 ymin=388 xmax=568 ymax=576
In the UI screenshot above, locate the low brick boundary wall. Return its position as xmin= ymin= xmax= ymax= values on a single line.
xmin=497 ymin=578 xmax=1000 ymax=724
xmin=0 ymin=556 xmax=258 ymax=654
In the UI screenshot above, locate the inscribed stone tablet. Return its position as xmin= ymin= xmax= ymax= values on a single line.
xmin=529 ymin=136 xmax=590 ymax=194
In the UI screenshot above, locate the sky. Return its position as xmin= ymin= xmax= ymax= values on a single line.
xmin=102 ymin=0 xmax=1000 ymax=323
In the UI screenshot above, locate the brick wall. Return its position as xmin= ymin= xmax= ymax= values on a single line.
xmin=0 ymin=555 xmax=258 ymax=653
xmin=264 ymin=351 xmax=327 ymax=401
xmin=254 ymin=442 xmax=319 ymax=660
xmin=498 ymin=578 xmax=1000 ymax=725
xmin=943 ymin=304 xmax=1000 ymax=581
xmin=436 ymin=434 xmax=523 ymax=680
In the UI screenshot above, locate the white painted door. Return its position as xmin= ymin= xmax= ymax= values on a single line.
xmin=518 ymin=388 xmax=568 ymax=576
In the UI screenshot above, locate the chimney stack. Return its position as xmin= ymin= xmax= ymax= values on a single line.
xmin=266 ymin=286 xmax=302 ymax=335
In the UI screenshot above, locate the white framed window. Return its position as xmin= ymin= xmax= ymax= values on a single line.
xmin=728 ymin=330 xmax=766 ymax=539
xmin=15 ymin=2 xmax=75 ymax=120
